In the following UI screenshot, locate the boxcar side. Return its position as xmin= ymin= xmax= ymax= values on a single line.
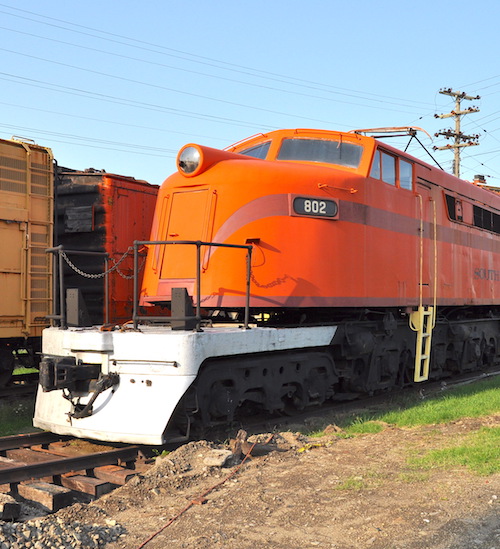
xmin=0 ymin=138 xmax=53 ymax=383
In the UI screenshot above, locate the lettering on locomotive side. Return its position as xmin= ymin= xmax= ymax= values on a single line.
xmin=474 ymin=267 xmax=500 ymax=281
xmin=292 ymin=196 xmax=338 ymax=219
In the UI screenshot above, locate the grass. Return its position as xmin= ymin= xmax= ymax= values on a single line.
xmin=338 ymin=375 xmax=500 ymax=434
xmin=397 ymin=471 xmax=430 ymax=483
xmin=334 ymin=470 xmax=389 ymax=491
xmin=334 ymin=476 xmax=365 ymax=491
xmin=345 ymin=418 xmax=386 ymax=435
xmin=302 ymin=375 xmax=500 ymax=476
xmin=410 ymin=426 xmax=500 ymax=475
xmin=0 ymin=400 xmax=35 ymax=436
xmin=13 ymin=367 xmax=39 ymax=375
xmin=378 ymin=377 xmax=500 ymax=427
xmin=2 ymin=372 xmax=499 ymax=478
xmin=0 ymin=361 xmax=38 ymax=436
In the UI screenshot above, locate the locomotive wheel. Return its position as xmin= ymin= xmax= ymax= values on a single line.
xmin=193 ymin=351 xmax=338 ymax=427
xmin=0 ymin=347 xmax=15 ymax=387
xmin=481 ymin=338 xmax=496 ymax=367
xmin=195 ymin=366 xmax=242 ymax=427
xmin=397 ymin=349 xmax=414 ymax=387
xmin=207 ymin=380 xmax=240 ymax=423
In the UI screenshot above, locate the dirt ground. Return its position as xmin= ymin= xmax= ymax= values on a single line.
xmin=50 ymin=413 xmax=500 ymax=549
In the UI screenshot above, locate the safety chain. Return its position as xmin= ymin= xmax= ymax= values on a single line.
xmin=60 ymin=248 xmax=145 ymax=280
xmin=250 ymin=271 xmax=292 ymax=289
xmin=111 ymin=255 xmax=147 ymax=280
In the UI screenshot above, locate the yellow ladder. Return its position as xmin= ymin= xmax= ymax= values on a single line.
xmin=410 ymin=306 xmax=435 ymax=382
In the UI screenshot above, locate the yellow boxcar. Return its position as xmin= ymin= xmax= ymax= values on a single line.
xmin=0 ymin=137 xmax=53 ymax=384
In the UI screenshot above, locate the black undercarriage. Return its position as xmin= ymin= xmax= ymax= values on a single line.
xmin=166 ymin=306 xmax=500 ymax=439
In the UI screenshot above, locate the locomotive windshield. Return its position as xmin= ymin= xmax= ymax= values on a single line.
xmin=239 ymin=141 xmax=271 ymax=159
xmin=277 ymin=138 xmax=363 ymax=168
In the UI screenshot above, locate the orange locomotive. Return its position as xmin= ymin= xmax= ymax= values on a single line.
xmin=35 ymin=127 xmax=500 ymax=444
xmin=140 ymin=127 xmax=500 ymax=386
xmin=142 ymin=127 xmax=500 ymax=311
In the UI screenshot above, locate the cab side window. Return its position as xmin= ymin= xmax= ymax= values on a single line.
xmin=239 ymin=142 xmax=271 ymax=159
xmin=381 ymin=152 xmax=396 ymax=185
xmin=370 ymin=149 xmax=413 ymax=190
xmin=370 ymin=151 xmax=381 ymax=179
xmin=399 ymin=159 xmax=413 ymax=190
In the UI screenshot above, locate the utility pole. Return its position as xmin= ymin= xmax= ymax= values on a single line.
xmin=434 ymin=88 xmax=480 ymax=178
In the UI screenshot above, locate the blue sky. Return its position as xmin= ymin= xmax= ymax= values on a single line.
xmin=0 ymin=0 xmax=499 ymax=186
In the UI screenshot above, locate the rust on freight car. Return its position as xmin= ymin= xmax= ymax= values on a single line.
xmin=54 ymin=168 xmax=158 ymax=325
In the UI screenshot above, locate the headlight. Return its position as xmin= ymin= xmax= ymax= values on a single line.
xmin=177 ymin=146 xmax=201 ymax=175
xmin=176 ymin=143 xmax=251 ymax=178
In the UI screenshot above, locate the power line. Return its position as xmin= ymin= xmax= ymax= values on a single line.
xmin=0 ymin=72 xmax=278 ymax=130
xmin=0 ymin=4 xmax=436 ymax=110
xmin=1 ymin=2 xmax=499 ymax=182
xmin=0 ymin=24 xmax=431 ymax=113
xmin=0 ymin=46 xmax=384 ymax=125
xmin=0 ymin=123 xmax=179 ymax=158
xmin=0 ymin=100 xmax=228 ymax=143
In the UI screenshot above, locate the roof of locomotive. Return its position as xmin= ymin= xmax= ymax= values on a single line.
xmin=223 ymin=128 xmax=499 ymax=205
xmin=169 ymin=128 xmax=500 ymax=211
xmin=224 ymin=128 xmax=375 ymax=176
xmin=225 ymin=128 xmax=370 ymax=150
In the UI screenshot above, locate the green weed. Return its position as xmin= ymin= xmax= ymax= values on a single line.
xmin=380 ymin=377 xmax=500 ymax=427
xmin=0 ymin=401 xmax=35 ymax=436
xmin=411 ymin=426 xmax=500 ymax=475
xmin=334 ymin=476 xmax=365 ymax=491
xmin=13 ymin=367 xmax=39 ymax=375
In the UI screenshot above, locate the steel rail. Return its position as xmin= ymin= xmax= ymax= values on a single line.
xmin=0 ymin=432 xmax=63 ymax=452
xmin=0 ymin=445 xmax=141 ymax=485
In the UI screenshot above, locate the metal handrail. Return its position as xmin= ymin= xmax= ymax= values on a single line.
xmin=132 ymin=240 xmax=253 ymax=330
xmin=46 ymin=246 xmax=109 ymax=329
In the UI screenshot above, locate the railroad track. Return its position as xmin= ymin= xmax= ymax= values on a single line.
xmin=0 ymin=432 xmax=151 ymax=519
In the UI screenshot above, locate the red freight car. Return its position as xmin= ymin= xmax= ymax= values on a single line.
xmin=54 ymin=168 xmax=158 ymax=325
